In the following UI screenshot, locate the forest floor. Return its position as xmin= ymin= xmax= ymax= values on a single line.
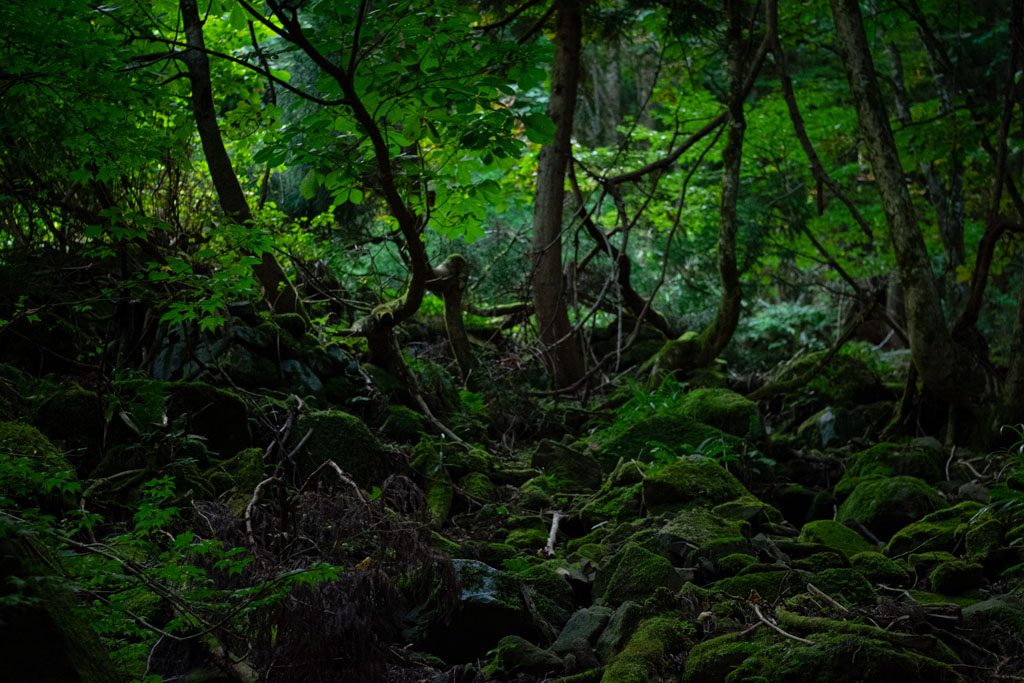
xmin=2 ymin=303 xmax=1023 ymax=683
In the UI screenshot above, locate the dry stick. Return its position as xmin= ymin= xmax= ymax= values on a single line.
xmin=246 ymin=476 xmax=284 ymax=548
xmin=298 ymin=459 xmax=368 ymax=503
xmin=752 ymin=604 xmax=815 ymax=645
xmin=543 ymin=511 xmax=564 ymax=557
xmin=806 ymin=583 xmax=850 ymax=613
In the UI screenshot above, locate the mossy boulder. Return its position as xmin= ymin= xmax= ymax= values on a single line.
xmin=599 ymin=543 xmax=682 ymax=606
xmin=656 ymin=508 xmax=749 ymax=564
xmin=791 ymin=551 xmax=848 ymax=573
xmin=676 ymin=388 xmax=762 ymax=439
xmin=519 ymin=562 xmax=576 ymax=629
xmin=798 ymin=520 xmax=874 ymax=559
xmin=550 ymin=606 xmax=613 ymax=656
xmin=834 ymin=439 xmax=946 ymax=498
xmin=810 ymin=567 xmax=877 ymax=606
xmin=411 ymin=440 xmax=454 ymax=526
xmin=586 ymin=415 xmax=741 ymax=470
xmin=850 ymin=551 xmax=911 ymax=585
xmin=601 ymin=616 xmax=693 ymax=683
xmin=642 ymin=456 xmax=749 ymax=511
xmin=485 ymin=635 xmax=563 ymax=677
xmin=884 ymin=501 xmax=983 ymax=558
xmin=0 ymin=421 xmax=76 ymax=508
xmin=711 ymin=568 xmax=803 ymax=602
xmin=531 ymin=439 xmax=603 ymax=491
xmin=459 ymin=471 xmax=496 ymax=502
xmin=210 ymin=446 xmax=266 ymax=513
xmin=580 ymin=483 xmax=644 ymax=526
xmin=595 ymin=601 xmax=644 ymax=662
xmin=767 ymin=350 xmax=888 ymax=406
xmin=836 ymin=476 xmax=944 ymax=540
xmin=33 ymin=386 xmax=104 ymax=464
xmin=796 ymin=402 xmax=893 ymax=449
xmin=712 ymin=495 xmax=784 ymax=527
xmin=381 ymin=405 xmax=427 ymax=442
xmin=291 ymin=410 xmax=394 ymax=487
xmin=929 ymin=560 xmax=984 ymax=595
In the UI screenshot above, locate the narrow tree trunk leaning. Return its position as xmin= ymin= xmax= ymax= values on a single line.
xmin=829 ymin=0 xmax=997 ymax=441
xmin=648 ymin=0 xmax=756 ymax=379
xmin=531 ymin=0 xmax=586 ymax=388
xmin=427 ymin=254 xmax=477 ymax=381
xmin=179 ymin=0 xmax=303 ymax=317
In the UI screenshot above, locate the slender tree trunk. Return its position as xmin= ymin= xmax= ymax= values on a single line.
xmin=180 ymin=0 xmax=303 ymax=317
xmin=531 ymin=0 xmax=586 ymax=388
xmin=1002 ymin=282 xmax=1024 ymax=429
xmin=693 ymin=0 xmax=746 ymax=367
xmin=829 ymin=0 xmax=994 ymax=419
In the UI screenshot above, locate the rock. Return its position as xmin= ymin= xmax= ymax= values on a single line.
xmin=215 ymin=343 xmax=280 ymax=388
xmin=834 ymin=439 xmax=946 ymax=498
xmin=836 ymin=476 xmax=944 ymax=540
xmin=290 ymin=409 xmax=394 ymax=487
xmin=599 ymin=543 xmax=683 ymax=606
xmin=484 ymin=635 xmax=563 ymax=677
xmin=642 ymin=456 xmax=749 ymax=511
xmin=711 ymin=495 xmax=784 ymax=526
xmin=0 ymin=534 xmax=120 ymax=683
xmin=33 ymin=385 xmax=103 ymax=465
xmin=656 ymin=508 xmax=749 ymax=564
xmin=411 ymin=442 xmax=454 ymax=527
xmin=715 ymin=553 xmax=758 ymax=576
xmin=796 ymin=403 xmax=892 ymax=449
xmin=280 ymin=359 xmax=323 ymax=397
xmin=381 ymin=405 xmax=427 ymax=442
xmin=850 ymin=551 xmax=910 ymax=585
xmin=580 ymin=483 xmax=644 ymax=526
xmin=518 ymin=562 xmax=576 ymax=630
xmin=929 ymin=560 xmax=984 ymax=595
xmin=766 ymin=350 xmax=888 ymax=406
xmin=586 ymin=414 xmax=741 ymax=470
xmin=459 ymin=471 xmax=496 ymax=503
xmin=961 ymin=596 xmax=1024 ymax=633
xmin=676 ymin=388 xmax=762 ymax=439
xmin=792 ymin=551 xmax=848 ymax=573
xmin=531 ymin=439 xmax=603 ymax=491
xmin=964 ymin=514 xmax=1002 ymax=562
xmin=551 ymin=606 xmax=613 ymax=656
xmin=601 ymin=616 xmax=693 ymax=683
xmin=798 ymin=520 xmax=874 ymax=558
xmin=595 ymin=601 xmax=643 ymax=662
xmin=711 ymin=568 xmax=803 ymax=602
xmin=429 ymin=559 xmax=534 ymax=661
xmin=271 ymin=312 xmax=308 ymax=338
xmin=0 ymin=421 xmax=76 ymax=509
xmin=810 ymin=567 xmax=877 ymax=607
xmin=884 ymin=501 xmax=983 ymax=557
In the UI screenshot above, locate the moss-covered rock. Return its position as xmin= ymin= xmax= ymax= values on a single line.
xmin=676 ymin=388 xmax=762 ymax=439
xmin=711 ymin=568 xmax=803 ymax=602
xmin=798 ymin=520 xmax=874 ymax=559
xmin=834 ymin=439 xmax=946 ymax=498
xmin=791 ymin=551 xmax=848 ymax=573
xmin=0 ymin=421 xmax=76 ymax=509
xmin=518 ymin=562 xmax=575 ymax=630
xmin=642 ymin=457 xmax=749 ymax=511
xmin=929 ymin=560 xmax=984 ymax=595
xmin=716 ymin=553 xmax=759 ymax=576
xmin=586 ymin=415 xmax=741 ymax=470
xmin=292 ymin=409 xmax=394 ymax=486
xmin=657 ymin=508 xmax=748 ymax=561
xmin=712 ymin=495 xmax=784 ymax=526
xmin=836 ymin=476 xmax=944 ymax=540
xmin=531 ymin=439 xmax=603 ymax=491
xmin=484 ymin=635 xmax=563 ymax=677
xmin=33 ymin=385 xmax=103 ymax=462
xmin=580 ymin=483 xmax=644 ymax=526
xmin=884 ymin=501 xmax=983 ymax=557
xmin=766 ymin=350 xmax=888 ymax=406
xmin=810 ymin=567 xmax=877 ymax=606
xmin=595 ymin=601 xmax=643 ymax=662
xmin=551 ymin=606 xmax=613 ymax=656
xmin=210 ymin=446 xmax=266 ymax=513
xmin=601 ymin=616 xmax=692 ymax=683
xmin=600 ymin=543 xmax=682 ymax=606
xmin=459 ymin=471 xmax=496 ymax=502
xmin=381 ymin=405 xmax=427 ymax=442
xmin=850 ymin=551 xmax=910 ymax=585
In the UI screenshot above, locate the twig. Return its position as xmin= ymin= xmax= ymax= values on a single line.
xmin=543 ymin=511 xmax=564 ymax=557
xmin=752 ymin=604 xmax=815 ymax=645
xmin=245 ymin=476 xmax=284 ymax=548
xmin=806 ymin=583 xmax=850 ymax=612
xmin=298 ymin=460 xmax=367 ymax=503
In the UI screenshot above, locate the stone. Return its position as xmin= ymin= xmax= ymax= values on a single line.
xmin=586 ymin=414 xmax=741 ymax=471
xmin=600 ymin=616 xmax=693 ymax=683
xmin=798 ymin=520 xmax=874 ymax=559
xmin=550 ymin=606 xmax=614 ymax=655
xmin=485 ymin=635 xmax=563 ymax=677
xmin=381 ymin=405 xmax=427 ymax=442
xmin=836 ymin=476 xmax=944 ymax=540
xmin=600 ymin=543 xmax=683 ymax=606
xmin=884 ymin=501 xmax=983 ymax=557
xmin=929 ymin=560 xmax=984 ymax=595
xmin=642 ymin=456 xmax=749 ymax=511
xmin=290 ymin=410 xmax=393 ymax=486
xmin=280 ymin=359 xmax=323 ymax=396
xmin=595 ymin=601 xmax=643 ymax=662
xmin=676 ymin=388 xmax=762 ymax=439
xmin=531 ymin=439 xmax=603 ymax=491
xmin=850 ymin=551 xmax=910 ymax=585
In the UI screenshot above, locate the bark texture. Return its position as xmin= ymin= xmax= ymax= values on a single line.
xmin=531 ymin=0 xmax=586 ymax=388
xmin=180 ymin=0 xmax=302 ymax=316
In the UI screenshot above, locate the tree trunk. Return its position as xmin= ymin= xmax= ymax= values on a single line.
xmin=180 ymin=0 xmax=303 ymax=317
xmin=829 ymin=0 xmax=994 ymax=420
xmin=531 ymin=0 xmax=586 ymax=388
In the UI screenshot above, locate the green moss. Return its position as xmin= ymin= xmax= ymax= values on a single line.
xmin=601 ymin=543 xmax=682 ymax=606
xmin=601 ymin=616 xmax=693 ymax=683
xmin=791 ymin=551 xmax=848 ymax=573
xmin=684 ymin=631 xmax=763 ymax=682
xmin=676 ymin=388 xmax=762 ymax=439
xmin=884 ymin=501 xmax=983 ymax=557
xmin=712 ymin=495 xmax=784 ymax=526
xmin=293 ymin=409 xmax=392 ymax=485
xmin=810 ymin=567 xmax=877 ymax=606
xmin=484 ymin=635 xmax=563 ymax=677
xmin=711 ymin=569 xmax=802 ymax=602
xmin=505 ymin=527 xmax=548 ymax=550
xmin=716 ymin=553 xmax=759 ymax=575
xmin=964 ymin=516 xmax=1002 ymax=562
xmin=834 ymin=440 xmax=945 ymax=498
xmin=836 ymin=476 xmax=944 ymax=540
xmin=518 ymin=562 xmax=575 ymax=629
xmin=929 ymin=560 xmax=984 ymax=595
xmin=0 ymin=421 xmax=76 ymax=507
xmin=798 ymin=520 xmax=874 ymax=558
xmin=459 ymin=471 xmax=496 ymax=502
xmin=658 ymin=507 xmax=749 ymax=551
xmin=380 ymin=405 xmax=427 ymax=442
xmin=766 ymin=350 xmax=886 ymax=406
xmin=587 ymin=415 xmax=741 ymax=470
xmin=850 ymin=551 xmax=910 ymax=585
xmin=642 ymin=457 xmax=748 ymax=511
xmin=580 ymin=483 xmax=644 ymax=526
xmin=531 ymin=439 xmax=603 ymax=491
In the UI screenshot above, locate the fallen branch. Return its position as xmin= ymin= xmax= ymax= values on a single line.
xmin=752 ymin=604 xmax=815 ymax=645
xmin=245 ymin=476 xmax=284 ymax=548
xmin=806 ymin=582 xmax=850 ymax=613
xmin=543 ymin=511 xmax=564 ymax=557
